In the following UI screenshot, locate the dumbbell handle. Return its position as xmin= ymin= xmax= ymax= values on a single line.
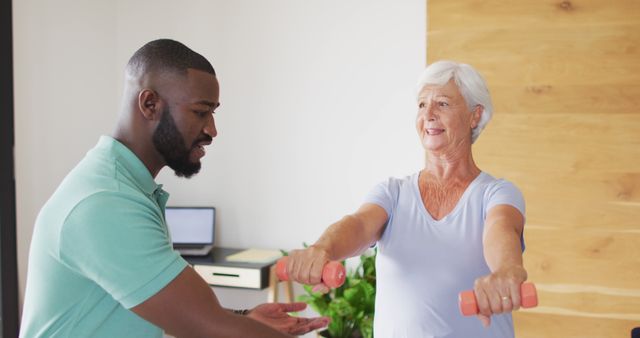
xmin=459 ymin=282 xmax=538 ymax=316
xmin=275 ymin=256 xmax=346 ymax=289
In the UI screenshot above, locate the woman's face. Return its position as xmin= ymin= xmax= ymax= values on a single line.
xmin=416 ymin=79 xmax=481 ymax=155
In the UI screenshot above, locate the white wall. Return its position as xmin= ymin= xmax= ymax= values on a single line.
xmin=15 ymin=0 xmax=425 ymax=334
xmin=13 ymin=0 xmax=119 ymax=311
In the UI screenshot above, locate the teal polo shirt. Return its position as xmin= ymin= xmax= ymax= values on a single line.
xmin=20 ymin=136 xmax=188 ymax=338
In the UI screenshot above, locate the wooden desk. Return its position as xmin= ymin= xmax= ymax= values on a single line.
xmin=185 ymin=247 xmax=293 ymax=302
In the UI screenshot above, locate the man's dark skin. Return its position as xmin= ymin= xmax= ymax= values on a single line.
xmin=111 ymin=59 xmax=328 ymax=337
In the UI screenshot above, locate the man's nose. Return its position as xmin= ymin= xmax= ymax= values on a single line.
xmin=204 ymin=115 xmax=217 ymax=138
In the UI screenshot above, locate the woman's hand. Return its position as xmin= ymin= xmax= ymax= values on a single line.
xmin=472 ymin=265 xmax=528 ymax=327
xmin=286 ymin=245 xmax=331 ymax=293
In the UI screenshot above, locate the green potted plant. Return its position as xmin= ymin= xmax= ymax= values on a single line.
xmin=297 ymin=249 xmax=376 ymax=338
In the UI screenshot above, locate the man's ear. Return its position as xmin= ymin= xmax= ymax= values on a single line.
xmin=138 ymin=89 xmax=163 ymax=120
xmin=470 ymin=105 xmax=484 ymax=129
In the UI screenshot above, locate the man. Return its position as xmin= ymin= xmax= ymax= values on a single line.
xmin=20 ymin=39 xmax=328 ymax=338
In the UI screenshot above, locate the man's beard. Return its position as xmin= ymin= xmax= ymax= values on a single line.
xmin=152 ymin=107 xmax=209 ymax=178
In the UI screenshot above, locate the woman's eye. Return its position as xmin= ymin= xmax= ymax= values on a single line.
xmin=438 ymin=101 xmax=449 ymax=107
xmin=418 ymin=102 xmax=425 ymax=108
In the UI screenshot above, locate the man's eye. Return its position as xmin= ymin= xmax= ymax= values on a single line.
xmin=418 ymin=102 xmax=425 ymax=108
xmin=438 ymin=101 xmax=449 ymax=107
xmin=195 ymin=110 xmax=208 ymax=117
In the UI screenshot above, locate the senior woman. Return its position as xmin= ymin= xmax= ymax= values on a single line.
xmin=287 ymin=60 xmax=528 ymax=337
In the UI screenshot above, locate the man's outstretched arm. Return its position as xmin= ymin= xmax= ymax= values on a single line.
xmin=132 ymin=266 xmax=322 ymax=337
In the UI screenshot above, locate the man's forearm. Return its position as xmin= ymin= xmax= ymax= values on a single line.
xmin=133 ymin=267 xmax=292 ymax=338
xmin=195 ymin=311 xmax=292 ymax=338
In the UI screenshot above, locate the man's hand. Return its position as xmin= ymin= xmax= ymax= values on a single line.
xmin=247 ymin=302 xmax=329 ymax=336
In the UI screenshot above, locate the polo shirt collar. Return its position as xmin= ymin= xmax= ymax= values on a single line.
xmin=97 ymin=136 xmax=165 ymax=198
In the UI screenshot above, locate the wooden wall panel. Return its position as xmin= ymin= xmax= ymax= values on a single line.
xmin=429 ymin=26 xmax=640 ymax=86
xmin=490 ymin=85 xmax=640 ymax=115
xmin=515 ymin=313 xmax=638 ymax=338
xmin=429 ymin=0 xmax=640 ymax=28
xmin=427 ymin=0 xmax=640 ymax=336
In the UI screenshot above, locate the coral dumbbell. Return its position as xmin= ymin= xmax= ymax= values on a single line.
xmin=458 ymin=282 xmax=538 ymax=316
xmin=275 ymin=256 xmax=346 ymax=289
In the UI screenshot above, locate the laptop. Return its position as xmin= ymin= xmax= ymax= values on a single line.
xmin=165 ymin=206 xmax=215 ymax=256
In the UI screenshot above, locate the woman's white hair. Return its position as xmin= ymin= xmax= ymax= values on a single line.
xmin=416 ymin=60 xmax=493 ymax=143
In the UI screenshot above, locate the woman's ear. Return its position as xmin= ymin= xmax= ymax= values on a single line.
xmin=138 ymin=89 xmax=162 ymax=120
xmin=470 ymin=105 xmax=484 ymax=129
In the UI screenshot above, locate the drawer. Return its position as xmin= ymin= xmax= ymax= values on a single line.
xmin=193 ymin=265 xmax=263 ymax=289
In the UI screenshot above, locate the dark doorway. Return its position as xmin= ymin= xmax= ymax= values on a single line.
xmin=1 ymin=0 xmax=20 ymax=336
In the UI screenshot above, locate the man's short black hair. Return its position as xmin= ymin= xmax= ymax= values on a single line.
xmin=126 ymin=39 xmax=216 ymax=77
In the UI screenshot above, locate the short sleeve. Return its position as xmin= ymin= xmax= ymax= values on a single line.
xmin=59 ymin=192 xmax=188 ymax=309
xmin=485 ymin=179 xmax=526 ymax=219
xmin=363 ymin=177 xmax=402 ymax=219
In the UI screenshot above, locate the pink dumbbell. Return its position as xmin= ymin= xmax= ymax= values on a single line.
xmin=458 ymin=282 xmax=538 ymax=316
xmin=275 ymin=256 xmax=346 ymax=289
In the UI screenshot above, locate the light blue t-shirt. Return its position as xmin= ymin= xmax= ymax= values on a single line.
xmin=365 ymin=172 xmax=525 ymax=338
xmin=20 ymin=136 xmax=188 ymax=338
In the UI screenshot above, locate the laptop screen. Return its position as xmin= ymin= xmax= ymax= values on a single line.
xmin=165 ymin=207 xmax=215 ymax=245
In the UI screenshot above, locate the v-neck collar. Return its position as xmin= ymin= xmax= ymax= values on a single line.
xmin=413 ymin=171 xmax=486 ymax=223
